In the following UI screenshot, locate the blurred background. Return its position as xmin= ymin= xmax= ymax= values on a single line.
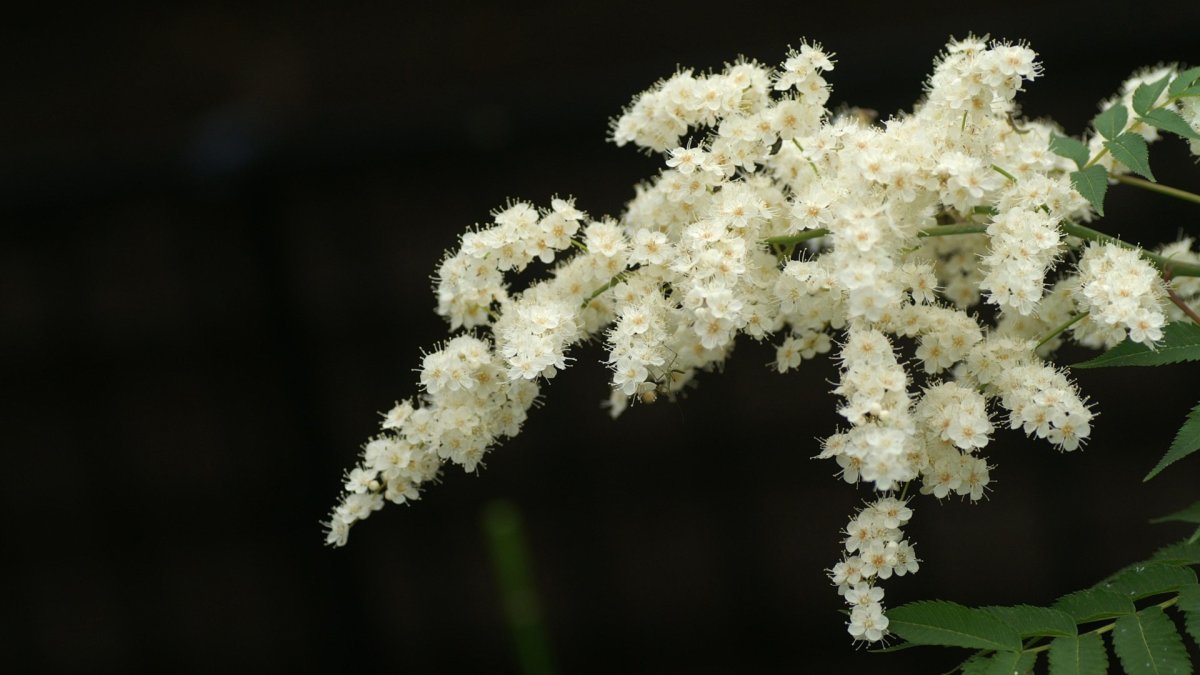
xmin=3 ymin=2 xmax=1199 ymax=672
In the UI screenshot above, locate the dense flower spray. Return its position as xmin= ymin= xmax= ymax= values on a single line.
xmin=325 ymin=36 xmax=1200 ymax=642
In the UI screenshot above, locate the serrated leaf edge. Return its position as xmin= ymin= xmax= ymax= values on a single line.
xmin=1146 ymin=402 xmax=1200 ymax=480
xmin=1104 ymin=132 xmax=1155 ymax=182
xmin=1073 ymin=322 xmax=1200 ymax=369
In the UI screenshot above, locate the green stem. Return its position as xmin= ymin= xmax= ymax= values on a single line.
xmin=762 ymin=219 xmax=1200 ymax=279
xmin=580 ymin=270 xmax=632 ymax=308
xmin=762 ymin=223 xmax=988 ymax=249
xmin=920 ymin=224 xmax=989 ymax=237
xmin=792 ymin=139 xmax=821 ymax=177
xmin=762 ymin=228 xmax=831 ymax=248
xmin=1062 ymin=221 xmax=1200 ymax=277
xmin=991 ymin=164 xmax=1018 ymax=184
xmin=1035 ymin=312 xmax=1088 ymax=349
xmin=1083 ymin=146 xmax=1110 ymax=170
xmin=1112 ymin=173 xmax=1200 ymax=206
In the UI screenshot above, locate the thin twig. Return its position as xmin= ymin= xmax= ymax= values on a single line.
xmin=1112 ymin=173 xmax=1200 ymax=206
xmin=1168 ymin=287 xmax=1200 ymax=326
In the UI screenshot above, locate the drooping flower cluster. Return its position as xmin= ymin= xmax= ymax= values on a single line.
xmin=326 ymin=333 xmax=540 ymax=547
xmin=820 ymin=328 xmax=917 ymax=493
xmin=832 ymin=498 xmax=918 ymax=642
xmin=326 ymin=36 xmax=1198 ymax=643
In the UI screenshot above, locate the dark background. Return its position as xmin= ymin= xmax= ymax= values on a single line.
xmin=3 ymin=2 xmax=1200 ymax=673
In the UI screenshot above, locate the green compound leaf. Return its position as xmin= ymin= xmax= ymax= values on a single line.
xmin=981 ymin=650 xmax=1037 ymax=675
xmin=1152 ymin=501 xmax=1200 ymax=526
xmin=1070 ymin=165 xmax=1109 ymax=216
xmin=1073 ymin=321 xmax=1200 ymax=369
xmin=1050 ymin=134 xmax=1090 ymax=168
xmin=1100 ymin=563 xmax=1198 ymax=600
xmin=1104 ymin=132 xmax=1155 ymax=181
xmin=1111 ymin=606 xmax=1190 ymax=675
xmin=1169 ymin=67 xmax=1200 ymax=98
xmin=1179 ymin=584 xmax=1200 ymax=646
xmin=1094 ymin=103 xmax=1129 ymax=140
xmin=1141 ymin=108 xmax=1200 ymax=141
xmin=887 ymin=601 xmax=1022 ymax=651
xmin=1048 ymin=633 xmax=1108 ymax=675
xmin=1054 ymin=587 xmax=1135 ymax=623
xmin=1146 ymin=402 xmax=1200 ymax=480
xmin=1134 ymin=75 xmax=1173 ymax=115
xmin=984 ymin=605 xmax=1077 ymax=637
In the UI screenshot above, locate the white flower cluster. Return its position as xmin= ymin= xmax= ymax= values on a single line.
xmin=822 ymin=328 xmax=917 ymax=493
xmin=925 ymin=40 xmax=1042 ymax=120
xmin=326 ymin=36 xmax=1197 ymax=643
xmin=326 ymin=333 xmax=540 ymax=546
xmin=437 ymin=199 xmax=585 ymax=329
xmin=1074 ymin=242 xmax=1168 ymax=346
xmin=832 ymin=498 xmax=918 ymax=642
xmin=980 ymin=206 xmax=1064 ymax=315
xmin=993 ymin=361 xmax=1093 ymax=451
xmin=611 ymin=42 xmax=830 ymax=155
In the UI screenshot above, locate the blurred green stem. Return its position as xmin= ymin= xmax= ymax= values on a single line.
xmin=483 ymin=500 xmax=556 ymax=675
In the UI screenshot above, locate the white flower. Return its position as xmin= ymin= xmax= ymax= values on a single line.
xmin=848 ymin=602 xmax=889 ymax=642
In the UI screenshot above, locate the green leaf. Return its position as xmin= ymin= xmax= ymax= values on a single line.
xmin=1111 ymin=606 xmax=1191 ymax=675
xmin=1101 ymin=563 xmax=1198 ymax=600
xmin=1054 ymin=587 xmax=1135 ymax=622
xmin=984 ymin=605 xmax=1077 ymax=637
xmin=1070 ymin=165 xmax=1109 ymax=216
xmin=961 ymin=654 xmax=990 ymax=675
xmin=1134 ymin=75 xmax=1173 ymax=115
xmin=1048 ymin=633 xmax=1109 ymax=675
xmin=1146 ymin=402 xmax=1200 ymax=480
xmin=1094 ymin=104 xmax=1129 ymax=140
xmin=1104 ymin=132 xmax=1155 ymax=181
xmin=982 ymin=650 xmax=1037 ymax=675
xmin=1151 ymin=542 xmax=1200 ymax=566
xmin=1050 ymin=134 xmax=1090 ymax=168
xmin=1169 ymin=67 xmax=1200 ymax=99
xmin=1153 ymin=501 xmax=1200 ymax=525
xmin=887 ymin=601 xmax=1022 ymax=651
xmin=1178 ymin=85 xmax=1200 ymax=98
xmin=1141 ymin=108 xmax=1200 ymax=141
xmin=1178 ymin=584 xmax=1200 ymax=646
xmin=1073 ymin=321 xmax=1200 ymax=369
